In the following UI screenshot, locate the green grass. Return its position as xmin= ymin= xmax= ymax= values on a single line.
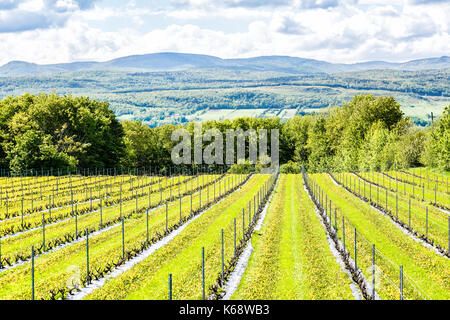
xmin=0 ymin=174 xmax=243 ymax=300
xmin=404 ymin=168 xmax=450 ymax=186
xmin=0 ymin=175 xmax=178 ymax=222
xmin=408 ymin=167 xmax=450 ymax=178
xmin=84 ymin=174 xmax=271 ymax=300
xmin=1 ymin=170 xmax=447 ymax=300
xmin=0 ymin=175 xmax=221 ymax=265
xmin=337 ymin=172 xmax=449 ymax=252
xmin=311 ymin=173 xmax=450 ymax=300
xmin=0 ymin=174 xmax=130 ymax=211
xmin=0 ymin=175 xmax=194 ymax=236
xmin=368 ymin=171 xmax=449 ymax=207
xmin=232 ymin=174 xmax=355 ymax=300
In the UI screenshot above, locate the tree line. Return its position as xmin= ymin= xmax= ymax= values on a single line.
xmin=0 ymin=93 xmax=448 ymax=174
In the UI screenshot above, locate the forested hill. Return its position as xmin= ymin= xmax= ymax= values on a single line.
xmin=0 ymin=67 xmax=448 ymax=127
xmin=1 ymin=53 xmax=450 ymax=76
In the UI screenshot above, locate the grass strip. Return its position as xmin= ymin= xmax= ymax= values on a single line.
xmin=84 ymin=174 xmax=269 ymax=300
xmin=312 ymin=173 xmax=449 ymax=300
xmin=0 ymin=175 xmax=222 ymax=268
xmin=233 ymin=174 xmax=354 ymax=300
xmin=0 ymin=174 xmax=246 ymax=300
xmin=337 ymin=172 xmax=449 ymax=256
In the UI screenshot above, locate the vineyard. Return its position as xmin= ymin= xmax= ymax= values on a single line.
xmin=0 ymin=168 xmax=448 ymax=300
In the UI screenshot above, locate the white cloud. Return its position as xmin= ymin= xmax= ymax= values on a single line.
xmin=0 ymin=0 xmax=24 ymax=10
xmin=0 ymin=0 xmax=101 ymax=33
xmin=0 ymin=9 xmax=67 ymax=32
xmin=294 ymin=0 xmax=340 ymax=9
xmin=270 ymin=13 xmax=310 ymax=35
xmin=172 ymin=0 xmax=293 ymax=9
xmin=0 ymin=0 xmax=448 ymax=65
xmin=408 ymin=0 xmax=450 ymax=4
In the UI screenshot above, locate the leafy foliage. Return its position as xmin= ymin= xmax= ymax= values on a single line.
xmin=280 ymin=161 xmax=302 ymax=174
xmin=0 ymin=92 xmax=448 ymax=173
xmin=0 ymin=93 xmax=124 ymax=172
xmin=422 ymin=106 xmax=450 ymax=170
xmin=228 ymin=161 xmax=258 ymax=174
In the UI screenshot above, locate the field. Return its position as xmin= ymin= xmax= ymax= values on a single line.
xmin=2 ymin=68 xmax=449 ymax=127
xmin=0 ymin=169 xmax=448 ymax=300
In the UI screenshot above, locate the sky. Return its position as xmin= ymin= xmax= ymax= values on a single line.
xmin=0 ymin=0 xmax=449 ymax=65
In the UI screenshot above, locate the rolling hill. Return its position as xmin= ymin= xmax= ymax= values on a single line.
xmin=1 ymin=52 xmax=449 ymax=76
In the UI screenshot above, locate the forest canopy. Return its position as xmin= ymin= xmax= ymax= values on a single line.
xmin=0 ymin=93 xmax=124 ymax=172
xmin=0 ymin=93 xmax=448 ymax=174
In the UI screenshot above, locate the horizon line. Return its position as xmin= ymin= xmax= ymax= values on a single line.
xmin=2 ymin=51 xmax=449 ymax=68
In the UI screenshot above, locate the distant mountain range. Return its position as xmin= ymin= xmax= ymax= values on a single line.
xmin=1 ymin=52 xmax=450 ymax=77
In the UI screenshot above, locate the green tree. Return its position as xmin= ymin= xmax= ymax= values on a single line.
xmin=307 ymin=117 xmax=333 ymax=172
xmin=332 ymin=95 xmax=404 ymax=171
xmin=121 ymin=121 xmax=165 ymax=169
xmin=422 ymin=106 xmax=450 ymax=170
xmin=282 ymin=115 xmax=312 ymax=167
xmin=0 ymin=93 xmax=124 ymax=172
